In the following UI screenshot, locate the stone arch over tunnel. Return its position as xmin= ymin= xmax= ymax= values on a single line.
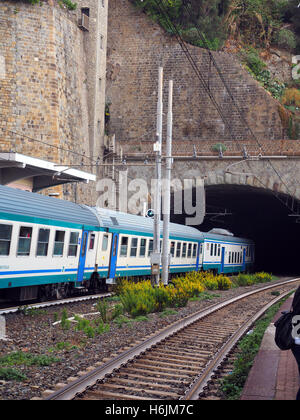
xmin=125 ymin=159 xmax=300 ymax=275
xmin=169 ymin=182 xmax=300 ymax=276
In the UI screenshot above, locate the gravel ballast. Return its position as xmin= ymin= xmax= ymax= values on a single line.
xmin=0 ymin=277 xmax=294 ymax=400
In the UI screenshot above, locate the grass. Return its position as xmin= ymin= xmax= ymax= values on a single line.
xmin=0 ymin=351 xmax=60 ymax=367
xmin=0 ymin=351 xmax=61 ymax=382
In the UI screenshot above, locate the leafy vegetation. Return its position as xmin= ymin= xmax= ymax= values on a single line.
xmin=131 ymin=0 xmax=300 ymax=52
xmin=19 ymin=0 xmax=77 ymax=10
xmin=118 ymin=271 xmax=274 ymax=317
xmin=0 ymin=351 xmax=60 ymax=382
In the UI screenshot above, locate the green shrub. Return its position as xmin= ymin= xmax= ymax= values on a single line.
xmin=234 ymin=272 xmax=273 ymax=286
xmin=241 ymin=47 xmax=286 ymax=100
xmin=96 ymin=299 xmax=109 ymax=323
xmin=111 ymin=303 xmax=124 ymax=319
xmin=0 ymin=367 xmax=27 ymax=382
xmin=216 ymin=275 xmax=232 ymax=290
xmin=0 ymin=351 xmax=60 ymax=367
xmin=242 ymin=48 xmax=267 ymax=76
xmin=275 ymin=28 xmax=297 ymax=51
xmin=61 ymin=309 xmax=70 ymax=330
xmin=235 ymin=273 xmax=253 ymax=287
xmin=253 ymin=272 xmax=272 ymax=283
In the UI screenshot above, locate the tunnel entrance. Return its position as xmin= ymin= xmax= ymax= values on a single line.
xmin=170 ymin=184 xmax=300 ymax=276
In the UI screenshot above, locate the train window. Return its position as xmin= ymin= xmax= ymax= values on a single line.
xmin=0 ymin=224 xmax=12 ymax=256
xmin=102 ymin=234 xmax=109 ymax=251
xmin=89 ymin=233 xmax=95 ymax=250
xmin=210 ymin=243 xmax=214 ymax=256
xmin=200 ymin=244 xmax=203 ymax=254
xmin=187 ymin=243 xmax=192 ymax=258
xmin=217 ymin=244 xmax=221 ymax=257
xmin=176 ymin=242 xmax=181 ymax=258
xmin=68 ymin=232 xmax=79 ymax=257
xmin=192 ymin=243 xmax=197 ymax=258
xmin=130 ymin=238 xmax=138 ymax=257
xmin=148 ymin=239 xmax=153 ymax=257
xmin=53 ymin=230 xmax=65 ymax=256
xmin=120 ymin=236 xmax=128 ymax=257
xmin=17 ymin=226 xmax=32 ymax=256
xmin=228 ymin=252 xmax=231 ymax=264
xmin=182 ymin=243 xmax=187 ymax=258
xmin=214 ymin=243 xmax=218 ymax=256
xmin=170 ymin=242 xmax=175 ymax=257
xmin=36 ymin=228 xmax=50 ymax=257
xmin=139 ymin=238 xmax=146 ymax=257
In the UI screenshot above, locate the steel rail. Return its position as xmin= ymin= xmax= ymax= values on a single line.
xmin=0 ymin=292 xmax=113 ymax=315
xmin=44 ymin=277 xmax=300 ymax=400
xmin=183 ymin=288 xmax=294 ymax=400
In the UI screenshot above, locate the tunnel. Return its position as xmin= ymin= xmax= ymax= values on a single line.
xmin=170 ymin=184 xmax=300 ymax=276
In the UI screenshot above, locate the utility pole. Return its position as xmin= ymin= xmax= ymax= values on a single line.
xmin=151 ymin=67 xmax=163 ymax=286
xmin=162 ymin=80 xmax=173 ymax=286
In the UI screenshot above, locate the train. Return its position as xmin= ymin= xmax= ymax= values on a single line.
xmin=0 ymin=184 xmax=255 ymax=302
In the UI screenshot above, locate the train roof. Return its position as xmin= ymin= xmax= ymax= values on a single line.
xmin=0 ymin=185 xmax=100 ymax=228
xmin=0 ymin=185 xmax=253 ymax=244
xmin=204 ymin=231 xmax=254 ymax=244
xmin=92 ymin=207 xmax=204 ymax=241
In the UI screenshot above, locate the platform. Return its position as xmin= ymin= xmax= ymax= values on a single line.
xmin=241 ymin=296 xmax=300 ymax=400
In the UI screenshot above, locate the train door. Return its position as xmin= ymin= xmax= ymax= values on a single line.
xmin=196 ymin=242 xmax=203 ymax=271
xmin=77 ymin=230 xmax=89 ymax=283
xmin=108 ymin=233 xmax=119 ymax=281
xmin=242 ymin=248 xmax=246 ymax=272
xmin=220 ymin=247 xmax=226 ymax=273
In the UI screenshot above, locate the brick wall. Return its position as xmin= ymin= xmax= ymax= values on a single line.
xmin=0 ymin=0 xmax=107 ymax=206
xmin=106 ymin=0 xmax=286 ymax=147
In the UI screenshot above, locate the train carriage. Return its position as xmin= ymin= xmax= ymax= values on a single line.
xmin=0 ymin=185 xmax=255 ymax=302
xmin=0 ymin=185 xmax=103 ymax=300
xmin=202 ymin=228 xmax=255 ymax=274
xmin=92 ymin=208 xmax=205 ymax=282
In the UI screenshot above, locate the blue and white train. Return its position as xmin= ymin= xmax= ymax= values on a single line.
xmin=0 ymin=185 xmax=254 ymax=301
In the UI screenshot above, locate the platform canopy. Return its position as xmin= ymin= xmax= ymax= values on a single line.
xmin=0 ymin=152 xmax=96 ymax=192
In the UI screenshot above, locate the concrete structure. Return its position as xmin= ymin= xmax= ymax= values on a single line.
xmin=241 ymin=295 xmax=300 ymax=400
xmin=0 ymin=152 xmax=96 ymax=192
xmin=0 ymin=0 xmax=108 ymax=204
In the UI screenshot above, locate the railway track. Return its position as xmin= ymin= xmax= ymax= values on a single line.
xmin=0 ymin=292 xmax=113 ymax=315
xmin=42 ymin=278 xmax=300 ymax=401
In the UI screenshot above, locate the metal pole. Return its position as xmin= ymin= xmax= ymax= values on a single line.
xmin=152 ymin=67 xmax=163 ymax=286
xmin=162 ymin=80 xmax=173 ymax=286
